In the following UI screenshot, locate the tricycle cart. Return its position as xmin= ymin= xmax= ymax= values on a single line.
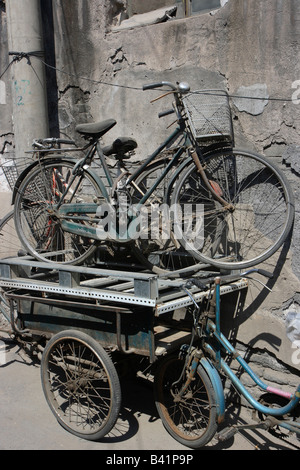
xmin=0 ymin=255 xmax=247 ymax=443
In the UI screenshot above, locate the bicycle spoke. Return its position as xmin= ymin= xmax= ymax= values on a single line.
xmin=15 ymin=161 xmax=103 ymax=264
xmin=154 ymin=355 xmax=218 ymax=448
xmin=42 ymin=335 xmax=119 ymax=437
xmin=172 ymin=149 xmax=294 ymax=269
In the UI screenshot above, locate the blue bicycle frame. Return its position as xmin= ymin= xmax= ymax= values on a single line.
xmin=207 ymin=279 xmax=300 ymax=435
xmin=184 ymin=276 xmax=300 ymax=437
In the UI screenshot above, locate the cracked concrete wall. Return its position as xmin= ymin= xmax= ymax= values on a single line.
xmin=1 ymin=0 xmax=300 ymax=372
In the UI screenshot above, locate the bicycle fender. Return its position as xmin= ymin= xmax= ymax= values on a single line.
xmin=82 ymin=165 xmax=109 ymax=201
xmin=199 ymin=357 xmax=225 ymax=423
xmin=12 ymin=157 xmax=79 ymax=204
xmin=12 ymin=160 xmax=42 ymax=204
xmin=12 ymin=157 xmax=109 ymax=203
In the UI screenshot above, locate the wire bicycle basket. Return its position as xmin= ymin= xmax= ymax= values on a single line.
xmin=0 ymin=154 xmax=32 ymax=191
xmin=182 ymin=90 xmax=234 ymax=144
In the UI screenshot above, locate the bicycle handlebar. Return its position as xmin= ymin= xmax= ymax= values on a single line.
xmin=143 ymin=81 xmax=190 ymax=94
xmin=252 ymin=268 xmax=274 ymax=278
xmin=158 ymin=108 xmax=175 ymax=118
xmin=143 ymin=81 xmax=190 ymax=120
xmin=33 ymin=137 xmax=76 ymax=149
xmin=186 ymin=268 xmax=274 ymax=291
xmin=143 ymin=81 xmax=178 ymax=91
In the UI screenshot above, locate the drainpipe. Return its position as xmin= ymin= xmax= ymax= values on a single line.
xmin=6 ymin=0 xmax=49 ymax=168
xmin=183 ymin=0 xmax=191 ymax=17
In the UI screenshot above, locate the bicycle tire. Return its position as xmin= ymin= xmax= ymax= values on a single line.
xmin=0 ymin=210 xmax=24 ymax=326
xmin=14 ymin=159 xmax=104 ymax=265
xmin=0 ymin=210 xmax=24 ymax=260
xmin=172 ymin=149 xmax=295 ymax=270
xmin=154 ymin=354 xmax=218 ymax=449
xmin=40 ymin=329 xmax=121 ymax=441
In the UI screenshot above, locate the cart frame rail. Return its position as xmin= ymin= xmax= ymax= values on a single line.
xmin=0 ymin=257 xmax=248 ymax=314
xmin=0 ymin=256 xmax=247 ymax=361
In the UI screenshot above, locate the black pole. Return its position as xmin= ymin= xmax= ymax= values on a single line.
xmin=40 ymin=0 xmax=59 ymax=137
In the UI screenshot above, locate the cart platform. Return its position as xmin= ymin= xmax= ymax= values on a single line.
xmin=0 ymin=257 xmax=248 ymax=361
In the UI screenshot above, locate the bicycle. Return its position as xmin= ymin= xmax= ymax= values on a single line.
xmin=12 ymin=81 xmax=295 ymax=272
xmin=154 ymin=268 xmax=300 ymax=449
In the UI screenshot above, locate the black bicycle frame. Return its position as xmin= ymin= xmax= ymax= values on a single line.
xmin=96 ymin=123 xmax=188 ymax=206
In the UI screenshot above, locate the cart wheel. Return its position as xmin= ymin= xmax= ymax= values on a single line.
xmin=154 ymin=354 xmax=218 ymax=449
xmin=40 ymin=330 xmax=121 ymax=441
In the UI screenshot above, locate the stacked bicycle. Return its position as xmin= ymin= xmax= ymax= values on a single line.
xmin=154 ymin=269 xmax=300 ymax=448
xmin=0 ymin=80 xmax=294 ymax=274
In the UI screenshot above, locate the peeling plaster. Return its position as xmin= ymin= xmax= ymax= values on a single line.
xmin=112 ymin=5 xmax=178 ymax=31
xmin=282 ymin=145 xmax=300 ymax=176
xmin=0 ymin=134 xmax=14 ymax=155
xmin=233 ymin=84 xmax=269 ymax=116
xmin=110 ymin=47 xmax=128 ymax=73
xmin=58 ymin=85 xmax=92 ymax=130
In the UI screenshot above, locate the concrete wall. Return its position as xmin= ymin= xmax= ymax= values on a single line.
xmin=1 ymin=0 xmax=300 ymax=376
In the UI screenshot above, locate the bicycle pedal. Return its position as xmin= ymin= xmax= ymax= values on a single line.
xmin=217 ymin=426 xmax=238 ymax=442
xmin=218 ymin=420 xmax=270 ymax=443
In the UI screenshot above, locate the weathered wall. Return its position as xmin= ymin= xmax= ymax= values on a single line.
xmin=0 ymin=0 xmax=13 ymax=193
xmin=1 ymin=0 xmax=300 ymax=374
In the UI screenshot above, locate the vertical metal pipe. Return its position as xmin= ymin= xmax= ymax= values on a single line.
xmin=6 ymin=0 xmax=49 ymax=168
xmin=183 ymin=0 xmax=191 ymax=17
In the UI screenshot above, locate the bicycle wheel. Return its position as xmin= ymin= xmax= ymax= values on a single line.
xmin=0 ymin=210 xmax=24 ymax=259
xmin=0 ymin=210 xmax=24 ymax=327
xmin=154 ymin=354 xmax=218 ymax=448
xmin=129 ymin=158 xmax=203 ymax=273
xmin=172 ymin=149 xmax=295 ymax=270
xmin=40 ymin=330 xmax=121 ymax=441
xmin=14 ymin=159 xmax=103 ymax=265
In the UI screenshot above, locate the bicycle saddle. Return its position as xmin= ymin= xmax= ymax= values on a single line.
xmin=75 ymin=119 xmax=116 ymax=138
xmin=103 ymin=137 xmax=138 ymax=158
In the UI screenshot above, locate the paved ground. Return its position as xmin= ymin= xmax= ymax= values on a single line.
xmin=0 ymin=331 xmax=299 ymax=453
